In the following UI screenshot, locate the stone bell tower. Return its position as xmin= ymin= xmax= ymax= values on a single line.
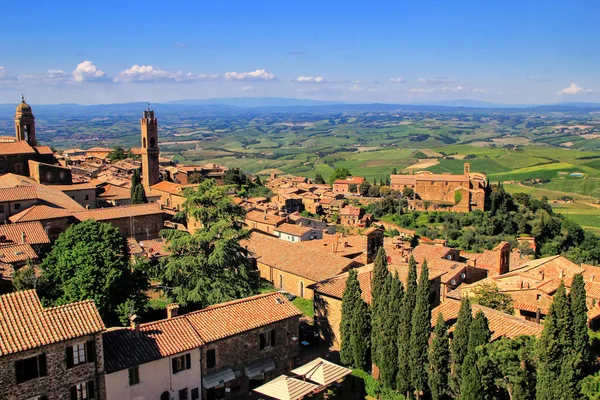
xmin=15 ymin=96 xmax=36 ymax=146
xmin=141 ymin=106 xmax=160 ymax=189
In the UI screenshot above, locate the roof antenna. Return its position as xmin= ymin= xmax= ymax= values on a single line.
xmin=21 ymin=93 xmax=25 ymax=103
xmin=147 ymin=102 xmax=151 ymax=112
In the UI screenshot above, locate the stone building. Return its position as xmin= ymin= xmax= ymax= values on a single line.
xmin=0 ymin=290 xmax=106 ymax=400
xmin=0 ymin=99 xmax=55 ymax=176
xmin=244 ymin=210 xmax=285 ymax=235
xmin=273 ymin=223 xmax=322 ymax=242
xmin=140 ymin=108 xmax=160 ymax=190
xmin=332 ymin=176 xmax=365 ymax=195
xmin=390 ymin=163 xmax=489 ymax=212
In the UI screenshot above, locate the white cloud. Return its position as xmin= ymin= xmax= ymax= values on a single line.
xmin=390 ymin=77 xmax=405 ymax=83
xmin=348 ymin=84 xmax=362 ymax=92
xmin=558 ymin=83 xmax=594 ymax=95
xmin=224 ymin=69 xmax=276 ymax=81
xmin=72 ymin=61 xmax=106 ymax=83
xmin=418 ymin=77 xmax=460 ymax=86
xmin=442 ymin=85 xmax=487 ymax=94
xmin=296 ymin=76 xmax=325 ymax=83
xmin=114 ymin=65 xmax=218 ymax=83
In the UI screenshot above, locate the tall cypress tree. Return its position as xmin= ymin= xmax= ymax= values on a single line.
xmin=428 ymin=312 xmax=450 ymax=400
xmin=536 ymin=282 xmax=578 ymax=400
xmin=409 ymin=260 xmax=431 ymax=400
xmin=397 ymin=255 xmax=418 ymax=394
xmin=570 ymin=273 xmax=591 ymax=372
xmin=351 ymin=295 xmax=371 ymax=370
xmin=371 ymin=247 xmax=390 ymax=371
xmin=340 ymin=269 xmax=362 ymax=366
xmin=130 ymin=169 xmax=148 ymax=204
xmin=380 ymin=273 xmax=404 ymax=388
xmin=450 ymin=297 xmax=473 ymax=396
xmin=460 ymin=311 xmax=490 ymax=400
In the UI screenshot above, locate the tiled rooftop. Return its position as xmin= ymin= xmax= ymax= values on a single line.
xmin=0 ymin=222 xmax=50 ymax=245
xmin=0 ymin=185 xmax=37 ymax=202
xmin=9 ymin=205 xmax=71 ymax=222
xmin=72 ymin=203 xmax=163 ymax=221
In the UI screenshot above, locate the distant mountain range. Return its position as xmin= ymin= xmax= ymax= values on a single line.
xmin=1 ymin=97 xmax=600 ymax=117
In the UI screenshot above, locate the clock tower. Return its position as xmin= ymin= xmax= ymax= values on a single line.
xmin=141 ymin=107 xmax=160 ymax=189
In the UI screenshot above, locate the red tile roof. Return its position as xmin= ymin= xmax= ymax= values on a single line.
xmin=0 ymin=185 xmax=37 ymax=202
xmin=245 ymin=210 xmax=286 ymax=226
xmin=0 ymin=243 xmax=38 ymax=263
xmin=139 ymin=238 xmax=171 ymax=257
xmin=274 ymin=223 xmax=314 ymax=237
xmin=0 ymin=222 xmax=50 ymax=245
xmin=72 ymin=203 xmax=164 ymax=221
xmin=9 ymin=205 xmax=71 ymax=223
xmin=0 ymin=174 xmax=84 ymax=212
xmin=432 ymin=299 xmax=543 ymax=341
xmin=0 ymin=141 xmax=36 ymax=155
xmin=150 ymin=181 xmax=184 ymax=195
xmin=0 ymin=290 xmax=105 ymax=356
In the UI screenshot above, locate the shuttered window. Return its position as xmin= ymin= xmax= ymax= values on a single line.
xmin=172 ymin=353 xmax=192 ymax=374
xmin=128 ymin=366 xmax=140 ymax=386
xmin=15 ymin=354 xmax=47 ymax=383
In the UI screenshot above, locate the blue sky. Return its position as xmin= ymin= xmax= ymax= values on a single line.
xmin=0 ymin=0 xmax=598 ymax=104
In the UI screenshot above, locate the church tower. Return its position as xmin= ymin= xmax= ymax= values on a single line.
xmin=15 ymin=96 xmax=36 ymax=146
xmin=141 ymin=106 xmax=160 ymax=189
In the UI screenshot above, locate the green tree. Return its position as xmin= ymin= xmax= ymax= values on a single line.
xmin=428 ymin=313 xmax=450 ymax=400
xmin=351 ymin=294 xmax=371 ymax=370
xmin=12 ymin=263 xmax=38 ymax=290
xmin=570 ymin=273 xmax=591 ymax=372
xmin=392 ymin=168 xmax=398 ymax=175
xmin=328 ymin=167 xmax=351 ymax=185
xmin=460 ymin=311 xmax=491 ymax=400
xmin=450 ymin=298 xmax=473 ymax=396
xmin=397 ymin=255 xmax=418 ymax=394
xmin=188 ymin=172 xmax=204 ymax=184
xmin=155 ymin=180 xmax=259 ymax=307
xmin=409 ymin=260 xmax=431 ymax=399
xmin=108 ymin=146 xmax=129 ymax=162
xmin=315 ymin=174 xmax=325 ymax=184
xmin=130 ymin=169 xmax=148 ymax=204
xmin=253 ymin=175 xmax=263 ymax=186
xmin=371 ymin=248 xmax=390 ymax=370
xmin=403 ymin=187 xmax=415 ymax=200
xmin=359 ymin=180 xmax=371 ymax=197
xmin=470 ymin=283 xmax=514 ymax=314
xmin=340 ymin=269 xmax=362 ymax=366
xmin=581 ymin=372 xmax=600 ymax=400
xmin=380 ymin=273 xmax=404 ymax=388
xmin=39 ymin=220 xmax=148 ymax=326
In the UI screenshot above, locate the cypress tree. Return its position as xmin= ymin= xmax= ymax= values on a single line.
xmin=380 ymin=273 xmax=404 ymax=388
xmin=371 ymin=247 xmax=390 ymax=370
xmin=428 ymin=312 xmax=450 ymax=400
xmin=350 ymin=295 xmax=371 ymax=370
xmin=450 ymin=297 xmax=473 ymax=396
xmin=460 ymin=311 xmax=490 ymax=400
xmin=340 ymin=269 xmax=362 ymax=366
xmin=409 ymin=260 xmax=431 ymax=399
xmin=570 ymin=273 xmax=591 ymax=371
xmin=397 ymin=255 xmax=418 ymax=394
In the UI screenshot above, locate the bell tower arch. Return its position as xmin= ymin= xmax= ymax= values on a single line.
xmin=15 ymin=96 xmax=36 ymax=146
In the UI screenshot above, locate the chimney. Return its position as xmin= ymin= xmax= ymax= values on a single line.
xmin=559 ymin=269 xmax=564 ymax=279
xmin=166 ymin=303 xmax=179 ymax=319
xmin=535 ymin=308 xmax=541 ymax=324
xmin=130 ymin=314 xmax=140 ymax=334
xmin=21 ymin=232 xmax=26 ymax=244
xmin=540 ymin=270 xmax=545 ymax=280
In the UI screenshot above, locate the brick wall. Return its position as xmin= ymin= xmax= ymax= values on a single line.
xmin=200 ymin=317 xmax=300 ymax=399
xmin=0 ymin=333 xmax=105 ymax=400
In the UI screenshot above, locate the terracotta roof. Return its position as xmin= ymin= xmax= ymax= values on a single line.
xmin=300 ymin=234 xmax=365 ymax=258
xmin=245 ymin=210 xmax=286 ymax=226
xmin=103 ymin=316 xmax=204 ymax=374
xmin=431 ymin=299 xmax=543 ymax=341
xmin=333 ymin=177 xmax=365 ymax=185
xmin=513 ymin=301 xmax=549 ymax=315
xmin=244 ymin=233 xmax=357 ymax=282
xmin=98 ymin=184 xmax=131 ymax=200
xmin=411 ymin=243 xmax=454 ymax=264
xmin=274 ymin=223 xmax=315 ymax=237
xmin=0 ymin=290 xmax=105 ymax=356
xmin=0 ymin=174 xmax=84 ymax=212
xmin=9 ymin=205 xmax=71 ymax=222
xmin=508 ymin=255 xmax=584 ymax=280
xmin=139 ymin=238 xmax=171 ymax=257
xmin=0 ymin=243 xmax=38 ymax=263
xmin=49 ymin=182 xmax=98 ymax=191
xmin=33 ymin=146 xmax=54 ymax=155
xmin=150 ymin=181 xmax=184 ymax=195
xmin=127 ymin=237 xmax=144 ymax=255
xmin=312 ymin=262 xmax=445 ymax=303
xmin=0 ymin=141 xmax=36 ymax=155
xmin=72 ymin=203 xmax=164 ymax=221
xmin=414 ymin=173 xmax=469 ymax=183
xmin=340 ymin=206 xmax=362 ymax=216
xmin=0 ymin=222 xmax=50 ymax=245
xmin=86 ymin=147 xmax=112 ymax=152
xmin=0 ymin=185 xmax=37 ymax=202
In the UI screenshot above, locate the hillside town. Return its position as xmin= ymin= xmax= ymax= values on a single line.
xmin=1 ymin=100 xmax=599 ymax=400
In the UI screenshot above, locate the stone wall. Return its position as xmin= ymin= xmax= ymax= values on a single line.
xmin=200 ymin=317 xmax=300 ymax=399
xmin=102 ymin=213 xmax=164 ymax=239
xmin=0 ymin=333 xmax=105 ymax=400
xmin=257 ymin=262 xmax=315 ymax=299
xmin=29 ymin=161 xmax=72 ymax=185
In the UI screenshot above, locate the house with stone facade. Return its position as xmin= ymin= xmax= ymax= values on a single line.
xmin=244 ymin=210 xmax=285 ymax=235
xmin=0 ymin=290 xmax=106 ymax=400
xmin=103 ymin=293 xmax=301 ymax=400
xmin=273 ymin=223 xmax=322 ymax=242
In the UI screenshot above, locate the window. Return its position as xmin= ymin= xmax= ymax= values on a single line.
xmin=85 ymin=194 xmax=89 ymax=200
xmin=160 ymin=392 xmax=170 ymax=400
xmin=15 ymin=354 xmax=47 ymax=383
xmin=172 ymin=353 xmax=191 ymax=374
xmin=536 ymin=294 xmax=542 ymax=300
xmin=191 ymin=388 xmax=199 ymax=400
xmin=206 ymin=349 xmax=216 ymax=369
xmin=128 ymin=366 xmax=140 ymax=386
xmin=66 ymin=341 xmax=95 ymax=369
xmin=299 ymin=281 xmax=304 ymax=298
xmin=14 ymin=203 xmax=21 ymax=210
xmin=179 ymin=388 xmax=188 ymax=400
xmin=279 ymin=275 xmax=284 ymax=290
xmin=259 ymin=330 xmax=276 ymax=350
xmin=70 ymin=380 xmax=95 ymax=400
xmin=0 ymin=205 xmax=4 ymax=213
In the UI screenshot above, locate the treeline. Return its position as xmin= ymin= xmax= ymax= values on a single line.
xmin=373 ymin=184 xmax=600 ymax=265
xmin=340 ymin=248 xmax=597 ymax=399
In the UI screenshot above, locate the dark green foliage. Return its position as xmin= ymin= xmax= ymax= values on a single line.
xmin=450 ymin=298 xmax=472 ymax=396
xmin=314 ymin=174 xmax=325 ymax=184
xmin=409 ymin=260 xmax=431 ymax=398
xmin=340 ymin=269 xmax=362 ymax=366
xmin=39 ymin=220 xmax=148 ymax=326
xmin=402 ymin=187 xmax=415 ymax=199
xmin=108 ymin=146 xmax=129 ymax=162
xmin=371 ymin=247 xmax=390 ymax=369
xmin=470 ymin=282 xmax=514 ymax=314
xmin=223 ymin=169 xmax=248 ymax=187
xmin=351 ymin=369 xmax=406 ymax=400
xmin=359 ymin=180 xmax=371 ymax=196
xmin=392 ymin=168 xmax=398 ymax=175
xmin=428 ymin=313 xmax=450 ymax=400
xmin=130 ymin=169 xmax=148 ymax=204
xmin=379 ymin=273 xmax=404 ymax=388
xmin=459 ymin=311 xmax=491 ymax=400
xmin=154 ymin=180 xmax=259 ymax=307
xmin=570 ymin=273 xmax=591 ymax=371
xmin=581 ymin=371 xmax=600 ymax=400
xmin=328 ymin=167 xmax=351 ymax=185
xmin=397 ymin=255 xmax=418 ymax=394
xmin=188 ymin=172 xmax=204 ymax=184
xmin=253 ymin=175 xmax=262 ymax=186
xmin=350 ymin=295 xmax=371 ymax=370
xmin=469 ymin=310 xmax=491 ymax=349
xmin=12 ymin=263 xmax=38 ymax=290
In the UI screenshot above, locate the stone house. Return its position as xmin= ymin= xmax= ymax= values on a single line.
xmin=273 ymin=223 xmax=322 ymax=242
xmin=0 ymin=290 xmax=106 ymax=400
xmin=332 ymin=177 xmax=365 ymax=195
xmin=244 ymin=210 xmax=285 ymax=235
xmin=244 ymin=232 xmax=360 ymax=299
xmin=49 ymin=182 xmax=98 ymax=209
